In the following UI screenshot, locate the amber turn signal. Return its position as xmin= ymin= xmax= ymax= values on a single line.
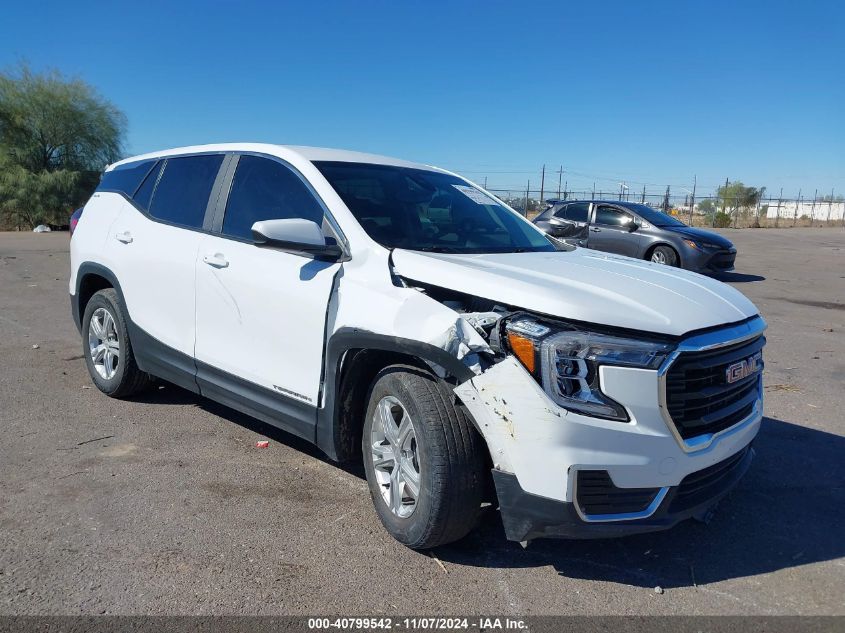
xmin=507 ymin=332 xmax=536 ymax=374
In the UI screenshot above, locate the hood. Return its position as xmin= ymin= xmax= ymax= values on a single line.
xmin=391 ymin=248 xmax=758 ymax=337
xmin=664 ymin=226 xmax=734 ymax=249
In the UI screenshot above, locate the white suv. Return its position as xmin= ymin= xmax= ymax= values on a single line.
xmin=70 ymin=144 xmax=765 ymax=548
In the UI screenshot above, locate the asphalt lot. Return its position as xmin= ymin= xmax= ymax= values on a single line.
xmin=0 ymin=228 xmax=843 ymax=616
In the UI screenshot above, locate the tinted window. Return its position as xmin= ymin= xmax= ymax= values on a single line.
xmin=132 ymin=161 xmax=162 ymax=211
xmin=620 ymin=202 xmax=686 ymax=227
xmin=97 ymin=160 xmax=157 ymax=197
xmin=222 ymin=156 xmax=325 ymax=240
xmin=315 ymin=161 xmax=554 ymax=254
xmin=595 ymin=205 xmax=634 ymax=227
xmin=149 ymin=155 xmax=224 ymax=228
xmin=565 ymin=202 xmax=590 ymax=222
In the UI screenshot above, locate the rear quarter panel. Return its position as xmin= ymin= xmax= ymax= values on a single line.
xmin=69 ymin=193 xmax=125 ymax=295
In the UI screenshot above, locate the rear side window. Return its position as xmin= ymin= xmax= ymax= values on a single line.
xmin=222 ymin=155 xmax=324 ymax=240
xmin=149 ymin=155 xmax=224 ymax=229
xmin=97 ymin=160 xmax=157 ymax=197
xmin=132 ymin=161 xmax=162 ymax=211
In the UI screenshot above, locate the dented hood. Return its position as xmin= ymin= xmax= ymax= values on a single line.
xmin=391 ymin=248 xmax=759 ymax=336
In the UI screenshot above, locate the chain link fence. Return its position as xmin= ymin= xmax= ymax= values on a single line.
xmin=486 ymin=188 xmax=845 ymax=228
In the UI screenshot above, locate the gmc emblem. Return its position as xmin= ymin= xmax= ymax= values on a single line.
xmin=725 ymin=352 xmax=762 ymax=384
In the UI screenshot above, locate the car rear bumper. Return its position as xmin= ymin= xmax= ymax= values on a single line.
xmin=494 ymin=444 xmax=754 ymax=541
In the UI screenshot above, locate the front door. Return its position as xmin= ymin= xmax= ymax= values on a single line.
xmin=193 ymin=154 xmax=341 ymax=439
xmin=588 ymin=204 xmax=642 ymax=257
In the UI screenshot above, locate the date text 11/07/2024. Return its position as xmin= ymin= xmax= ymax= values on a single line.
xmin=307 ymin=617 xmax=528 ymax=630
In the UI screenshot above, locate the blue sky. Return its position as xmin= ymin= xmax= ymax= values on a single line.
xmin=1 ymin=0 xmax=843 ymax=197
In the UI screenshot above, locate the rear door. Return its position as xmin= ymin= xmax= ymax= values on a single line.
xmin=553 ymin=202 xmax=590 ymax=242
xmin=588 ymin=204 xmax=642 ymax=256
xmin=107 ymin=154 xmax=226 ymax=388
xmin=193 ymin=154 xmax=342 ymax=440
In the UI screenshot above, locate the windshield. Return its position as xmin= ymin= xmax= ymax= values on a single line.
xmin=314 ymin=161 xmax=555 ymax=254
xmin=624 ymin=203 xmax=686 ymax=227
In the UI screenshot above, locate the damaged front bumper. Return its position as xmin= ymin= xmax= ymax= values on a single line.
xmin=454 ymin=356 xmax=761 ymax=541
xmin=492 ymin=444 xmax=754 ymax=541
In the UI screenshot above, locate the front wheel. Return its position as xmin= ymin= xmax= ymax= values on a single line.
xmin=362 ymin=366 xmax=485 ymax=549
xmin=650 ymin=245 xmax=679 ymax=266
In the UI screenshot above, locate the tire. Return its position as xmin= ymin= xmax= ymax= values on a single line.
xmin=362 ymin=365 xmax=485 ymax=549
xmin=650 ymin=245 xmax=679 ymax=267
xmin=81 ymin=288 xmax=151 ymax=398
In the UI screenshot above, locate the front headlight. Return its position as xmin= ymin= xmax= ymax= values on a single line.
xmin=683 ymin=239 xmax=720 ymax=250
xmin=505 ymin=316 xmax=675 ymax=421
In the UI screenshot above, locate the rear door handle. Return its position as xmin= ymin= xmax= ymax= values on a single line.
xmin=590 ymin=227 xmax=601 ymax=233
xmin=203 ymin=253 xmax=229 ymax=269
xmin=115 ymin=231 xmax=133 ymax=244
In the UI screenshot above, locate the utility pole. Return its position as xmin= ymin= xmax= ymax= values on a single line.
xmin=718 ymin=177 xmax=729 ymax=228
xmin=540 ymin=165 xmax=545 ymax=205
xmin=810 ymin=189 xmax=818 ymax=226
xmin=792 ymin=189 xmax=801 ymax=227
xmin=483 ymin=176 xmax=487 ymax=189
xmin=688 ymin=175 xmax=696 ymax=225
xmin=641 ymin=185 xmax=646 ymax=204
xmin=563 ymin=181 xmax=568 ymax=200
xmin=663 ymin=185 xmax=670 ymax=213
xmin=556 ymin=165 xmax=563 ymax=199
xmin=775 ymin=188 xmax=783 ymax=227
xmin=592 ymin=182 xmax=596 ymax=199
xmin=524 ymin=180 xmax=530 ymax=217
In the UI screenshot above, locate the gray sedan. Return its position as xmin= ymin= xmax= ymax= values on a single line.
xmin=534 ymin=200 xmax=737 ymax=273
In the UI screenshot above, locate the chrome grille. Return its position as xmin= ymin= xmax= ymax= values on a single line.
xmin=665 ymin=334 xmax=765 ymax=440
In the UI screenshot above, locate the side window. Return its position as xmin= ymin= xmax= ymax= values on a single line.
xmin=595 ymin=205 xmax=633 ymax=227
xmin=552 ymin=205 xmax=569 ymax=218
xmin=132 ymin=160 xmax=162 ymax=211
xmin=97 ymin=160 xmax=157 ymax=197
xmin=222 ymin=155 xmax=324 ymax=240
xmin=565 ymin=202 xmax=590 ymax=222
xmin=149 ymin=155 xmax=224 ymax=229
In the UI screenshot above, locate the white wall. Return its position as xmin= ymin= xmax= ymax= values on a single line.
xmin=764 ymin=200 xmax=844 ymax=221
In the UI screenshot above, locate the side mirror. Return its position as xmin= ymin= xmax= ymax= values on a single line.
xmin=628 ymin=220 xmax=640 ymax=232
xmin=251 ymin=219 xmax=343 ymax=260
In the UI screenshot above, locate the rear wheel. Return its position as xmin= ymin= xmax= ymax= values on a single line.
xmin=650 ymin=245 xmax=679 ymax=266
xmin=362 ymin=365 xmax=485 ymax=549
xmin=82 ymin=289 xmax=150 ymax=398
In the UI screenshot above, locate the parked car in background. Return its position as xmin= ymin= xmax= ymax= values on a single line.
xmin=534 ymin=200 xmax=737 ymax=273
xmin=70 ymin=144 xmax=763 ymax=548
xmin=69 ymin=207 xmax=84 ymax=236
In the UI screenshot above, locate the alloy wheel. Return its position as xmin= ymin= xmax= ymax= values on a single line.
xmin=88 ymin=307 xmax=120 ymax=380
xmin=370 ymin=396 xmax=421 ymax=518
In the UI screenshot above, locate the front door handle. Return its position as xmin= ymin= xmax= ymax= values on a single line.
xmin=115 ymin=231 xmax=133 ymax=244
xmin=203 ymin=253 xmax=229 ymax=269
xmin=590 ymin=227 xmax=602 ymax=233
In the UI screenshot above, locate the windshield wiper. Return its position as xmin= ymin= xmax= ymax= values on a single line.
xmin=415 ymin=246 xmax=459 ymax=253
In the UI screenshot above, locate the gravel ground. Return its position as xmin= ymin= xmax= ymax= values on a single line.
xmin=0 ymin=228 xmax=843 ymax=616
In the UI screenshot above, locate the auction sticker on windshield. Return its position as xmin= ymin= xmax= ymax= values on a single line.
xmin=452 ymin=184 xmax=499 ymax=206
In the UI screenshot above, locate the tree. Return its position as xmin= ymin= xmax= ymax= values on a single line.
xmin=717 ymin=181 xmax=764 ymax=214
xmin=697 ymin=198 xmax=717 ymax=215
xmin=0 ymin=64 xmax=126 ymax=228
xmin=717 ymin=181 xmax=765 ymax=226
